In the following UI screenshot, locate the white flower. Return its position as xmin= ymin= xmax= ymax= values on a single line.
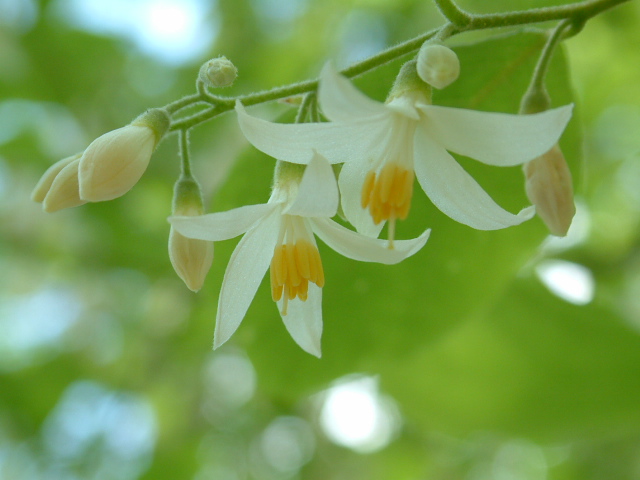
xmin=79 ymin=108 xmax=170 ymax=202
xmin=236 ymin=63 xmax=573 ymax=239
xmin=169 ymin=153 xmax=430 ymax=357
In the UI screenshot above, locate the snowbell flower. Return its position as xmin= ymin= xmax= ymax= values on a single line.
xmin=523 ymin=144 xmax=575 ymax=236
xmin=169 ymin=153 xmax=430 ymax=357
xmin=78 ymin=108 xmax=170 ymax=202
xmin=169 ymin=176 xmax=214 ymax=291
xmin=235 ymin=62 xmax=574 ymax=240
xmin=32 ymin=152 xmax=86 ymax=212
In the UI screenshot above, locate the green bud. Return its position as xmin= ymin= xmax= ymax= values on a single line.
xmin=199 ymin=56 xmax=238 ymax=88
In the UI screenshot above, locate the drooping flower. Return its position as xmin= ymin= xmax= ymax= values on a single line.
xmin=523 ymin=144 xmax=575 ymax=236
xmin=236 ymin=62 xmax=574 ymax=240
xmin=169 ymin=153 xmax=430 ymax=357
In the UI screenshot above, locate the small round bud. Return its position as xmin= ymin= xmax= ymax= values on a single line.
xmin=199 ymin=56 xmax=238 ymax=88
xmin=416 ymin=43 xmax=460 ymax=90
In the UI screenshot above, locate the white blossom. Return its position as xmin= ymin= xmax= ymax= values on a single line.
xmin=236 ymin=63 xmax=573 ymax=240
xmin=169 ymin=153 xmax=429 ymax=356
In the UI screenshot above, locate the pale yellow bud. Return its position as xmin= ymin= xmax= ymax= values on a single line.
xmin=416 ymin=44 xmax=460 ymax=89
xmin=169 ymin=177 xmax=213 ymax=292
xmin=523 ymin=145 xmax=576 ymax=236
xmin=78 ymin=108 xmax=170 ymax=202
xmin=32 ymin=152 xmax=82 ymax=204
xmin=199 ymin=56 xmax=238 ymax=88
xmin=42 ymin=157 xmax=87 ymax=212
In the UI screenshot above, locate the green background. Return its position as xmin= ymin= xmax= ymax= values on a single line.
xmin=2 ymin=0 xmax=640 ymax=478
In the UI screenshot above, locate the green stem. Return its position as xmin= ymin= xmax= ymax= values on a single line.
xmin=434 ymin=0 xmax=472 ymax=27
xmin=532 ymin=19 xmax=571 ymax=92
xmin=520 ymin=18 xmax=574 ymax=114
xmin=295 ymin=93 xmax=316 ymax=123
xmin=178 ymin=129 xmax=192 ymax=177
xmin=166 ymin=93 xmax=205 ymax=114
xmin=165 ymin=0 xmax=630 ymax=130
xmin=466 ymin=0 xmax=630 ymax=30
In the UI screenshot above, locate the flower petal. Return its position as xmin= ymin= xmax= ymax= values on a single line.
xmin=236 ymin=101 xmax=377 ymax=164
xmin=414 ymin=129 xmax=535 ymax=230
xmin=169 ymin=203 xmax=277 ymax=241
xmin=337 ymin=156 xmax=385 ymax=237
xmin=278 ymin=283 xmax=323 ymax=357
xmin=213 ymin=209 xmax=281 ymax=349
xmin=285 ymin=152 xmax=339 ymax=218
xmin=417 ymin=104 xmax=573 ymax=166
xmin=318 ymin=62 xmax=390 ymax=122
xmin=42 ymin=158 xmax=86 ymax=212
xmin=32 ymin=153 xmax=82 ymax=203
xmin=311 ymin=217 xmax=430 ymax=264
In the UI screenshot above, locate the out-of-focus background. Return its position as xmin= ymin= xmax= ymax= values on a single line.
xmin=2 ymin=0 xmax=640 ymax=478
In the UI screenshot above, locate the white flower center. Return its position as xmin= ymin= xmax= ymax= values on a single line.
xmin=269 ymin=215 xmax=325 ymax=315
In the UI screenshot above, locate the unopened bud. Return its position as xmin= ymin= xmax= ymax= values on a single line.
xmin=199 ymin=56 xmax=238 ymax=88
xmin=416 ymin=43 xmax=460 ymax=89
xmin=169 ymin=176 xmax=213 ymax=292
xmin=523 ymin=144 xmax=576 ymax=236
xmin=78 ymin=108 xmax=170 ymax=202
xmin=32 ymin=152 xmax=82 ymax=204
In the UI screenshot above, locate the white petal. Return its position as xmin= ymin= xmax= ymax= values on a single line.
xmin=418 ymin=104 xmax=573 ymax=166
xmin=278 ymin=284 xmax=323 ymax=357
xmin=236 ymin=101 xmax=377 ymax=164
xmin=169 ymin=203 xmax=276 ymax=241
xmin=414 ymin=129 xmax=535 ymax=230
xmin=319 ymin=62 xmax=390 ymax=122
xmin=311 ymin=217 xmax=430 ymax=264
xmin=338 ymin=156 xmax=385 ymax=237
xmin=214 ymin=210 xmax=281 ymax=349
xmin=285 ymin=152 xmax=338 ymax=218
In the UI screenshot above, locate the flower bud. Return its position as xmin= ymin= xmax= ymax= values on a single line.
xmin=32 ymin=152 xmax=82 ymax=203
xmin=42 ymin=157 xmax=87 ymax=212
xmin=199 ymin=56 xmax=238 ymax=88
xmin=78 ymin=108 xmax=170 ymax=202
xmin=416 ymin=43 xmax=460 ymax=89
xmin=169 ymin=177 xmax=213 ymax=292
xmin=523 ymin=144 xmax=576 ymax=236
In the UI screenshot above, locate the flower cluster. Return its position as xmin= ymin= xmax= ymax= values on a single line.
xmin=33 ymin=45 xmax=574 ymax=357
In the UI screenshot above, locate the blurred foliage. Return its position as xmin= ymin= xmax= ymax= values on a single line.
xmin=1 ymin=0 xmax=640 ymax=479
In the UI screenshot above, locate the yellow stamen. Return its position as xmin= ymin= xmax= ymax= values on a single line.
xmin=361 ymin=163 xmax=414 ymax=246
xmin=269 ymin=239 xmax=324 ymax=313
